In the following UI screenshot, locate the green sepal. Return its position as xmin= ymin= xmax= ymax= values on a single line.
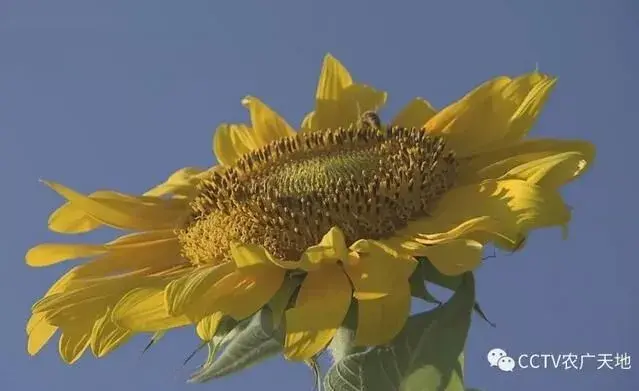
xmin=188 ymin=308 xmax=282 ymax=383
xmin=418 ymin=257 xmax=495 ymax=327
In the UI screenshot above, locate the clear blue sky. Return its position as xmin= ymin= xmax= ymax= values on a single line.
xmin=1 ymin=1 xmax=636 ymax=390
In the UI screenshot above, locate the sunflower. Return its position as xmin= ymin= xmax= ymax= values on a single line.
xmin=26 ymin=54 xmax=594 ymax=364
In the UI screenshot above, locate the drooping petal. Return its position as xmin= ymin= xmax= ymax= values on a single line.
xmin=242 ymin=96 xmax=295 ymax=145
xmin=385 ymin=179 xmax=571 ymax=272
xmin=90 ymin=309 xmax=132 ymax=358
xmin=48 ymin=168 xmax=203 ymax=234
xmin=26 ymin=270 xmax=82 ymax=355
xmin=301 ymin=54 xmax=386 ymax=131
xmin=344 ymin=240 xmax=417 ymax=300
xmin=502 ymin=152 xmax=593 ymax=188
xmin=196 ymin=312 xmax=224 ymax=341
xmin=164 ymin=263 xmax=235 ymax=318
xmin=459 ymin=139 xmax=595 ymax=187
xmin=48 ymin=190 xmax=127 ymax=234
xmin=26 ymin=313 xmax=57 ymax=355
xmin=75 ymin=233 xmax=183 ymax=278
xmin=354 ymin=282 xmax=411 ymax=346
xmin=58 ymin=321 xmax=92 ymax=364
xmin=392 ymin=97 xmax=437 ymax=128
xmin=284 ymin=265 xmax=352 ymax=360
xmin=26 ymin=229 xmax=181 ymax=271
xmin=43 ymin=181 xmax=188 ymax=231
xmin=213 ymin=123 xmax=260 ymax=166
xmin=425 ymin=73 xmax=556 ymax=156
xmin=26 ymin=243 xmax=107 ymax=267
xmin=113 ymin=287 xmax=191 ymax=332
xmin=211 ymin=266 xmax=285 ymax=320
xmin=414 ymin=216 xmax=521 ymax=248
xmin=418 ymin=179 xmax=571 ymax=240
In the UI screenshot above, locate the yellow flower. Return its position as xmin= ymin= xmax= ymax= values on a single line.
xmin=26 ymin=53 xmax=594 ymax=365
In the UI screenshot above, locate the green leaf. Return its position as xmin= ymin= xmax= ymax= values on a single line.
xmin=324 ymin=273 xmax=476 ymax=391
xmin=410 ymin=261 xmax=442 ymax=305
xmin=472 ymin=302 xmax=495 ymax=328
xmin=419 ymin=257 xmax=495 ymax=328
xmin=188 ymin=309 xmax=282 ymax=383
xmin=418 ymin=256 xmax=463 ymax=291
xmin=182 ymin=316 xmax=239 ymax=367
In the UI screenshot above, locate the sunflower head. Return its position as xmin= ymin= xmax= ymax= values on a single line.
xmin=25 ymin=53 xmax=594 ymax=368
xmin=179 ymin=114 xmax=458 ymax=266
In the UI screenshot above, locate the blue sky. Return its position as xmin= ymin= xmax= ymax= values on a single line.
xmin=1 ymin=1 xmax=637 ymax=390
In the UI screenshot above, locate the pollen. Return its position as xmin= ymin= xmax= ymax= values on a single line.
xmin=178 ymin=113 xmax=457 ymax=265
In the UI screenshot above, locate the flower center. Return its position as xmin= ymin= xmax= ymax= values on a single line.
xmin=178 ymin=113 xmax=457 ymax=265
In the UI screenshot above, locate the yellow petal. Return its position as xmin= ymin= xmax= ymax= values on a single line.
xmin=284 ymin=265 xmax=351 ymax=360
xmin=503 ymin=74 xmax=558 ymax=143
xmin=299 ymin=226 xmax=349 ymax=269
xmin=90 ymin=309 xmax=132 ymax=358
xmin=425 ymin=73 xmax=556 ymax=156
xmin=32 ymin=268 xmax=178 ymax=321
xmin=75 ymin=234 xmax=182 ymax=279
xmin=26 ymin=243 xmax=107 ymax=267
xmin=143 ymin=166 xmax=205 ymax=198
xmin=47 ymin=190 xmax=121 ymax=234
xmin=345 ymin=240 xmax=417 ymax=300
xmin=27 ymin=229 xmax=180 ymax=270
xmin=196 ymin=312 xmax=224 ymax=341
xmin=213 ymin=123 xmax=260 ymax=166
xmin=383 ymin=216 xmax=524 ymax=260
xmin=164 ymin=263 xmax=234 ymax=317
xmin=460 ymin=139 xmax=595 ymax=187
xmin=302 ymin=54 xmax=386 ymax=131
xmin=341 ymin=83 xmax=387 ymax=120
xmin=242 ymin=96 xmax=295 ymax=146
xmin=26 ymin=268 xmax=82 ymax=355
xmin=419 ymin=179 xmax=571 ymax=241
xmin=392 ymin=98 xmax=437 ymax=128
xmin=48 ymin=168 xmax=202 ymax=234
xmin=212 ymin=266 xmax=285 ymax=320
xmin=375 ymin=234 xmax=431 ymax=258
xmin=112 ymin=287 xmax=190 ymax=332
xmin=414 ymin=216 xmax=521 ymax=248
xmin=58 ymin=322 xmax=92 ymax=364
xmin=316 ymin=53 xmax=353 ymax=101
xmin=229 ymin=241 xmax=292 ymax=269
xmin=421 ymin=239 xmax=484 ymax=276
xmin=300 ymin=111 xmax=318 ymax=131
xmin=43 ymin=181 xmax=188 ymax=231
xmin=26 ymin=313 xmax=57 ymax=355
xmin=503 ymin=151 xmax=594 ymax=188
xmin=354 ymin=282 xmax=411 ymax=346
